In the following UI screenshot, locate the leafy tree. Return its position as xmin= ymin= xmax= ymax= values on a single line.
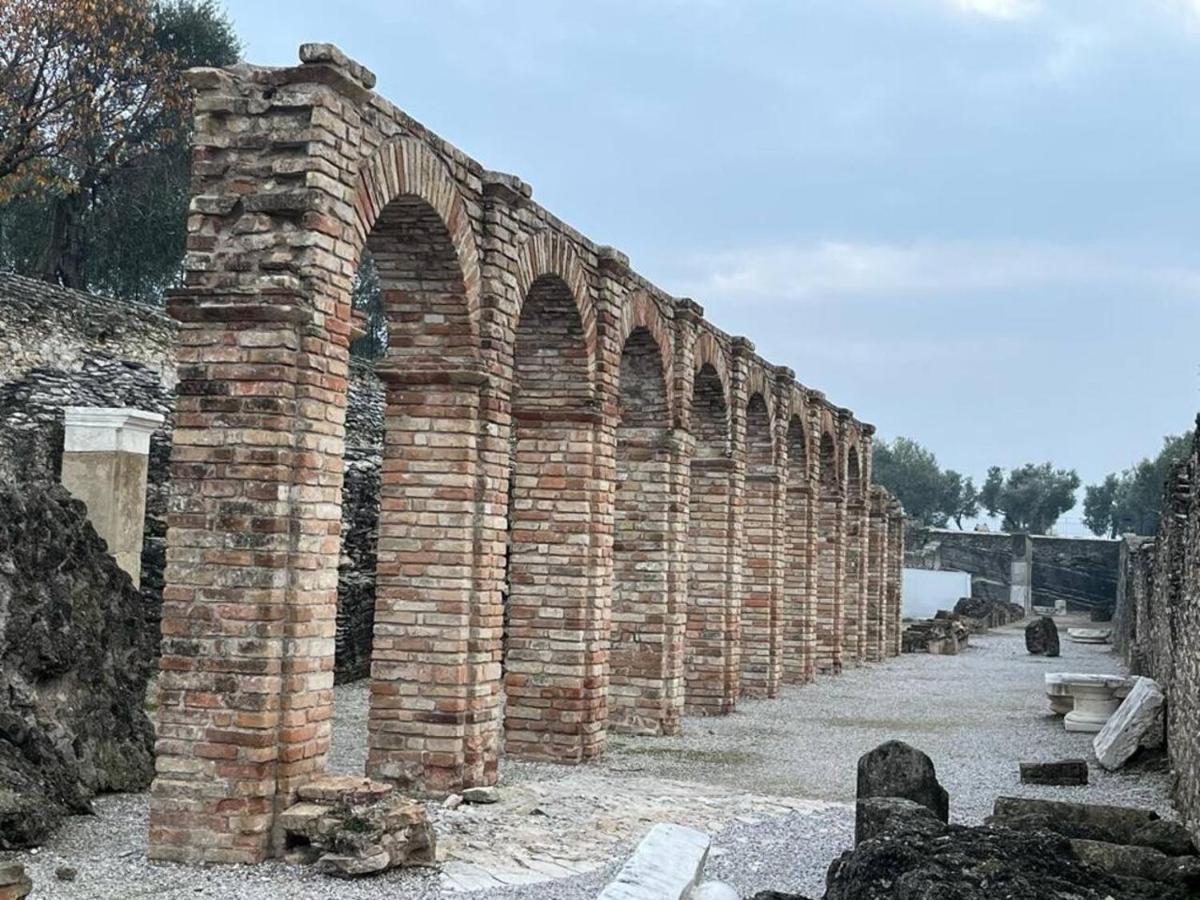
xmin=942 ymin=469 xmax=979 ymax=529
xmin=872 ymin=437 xmax=976 ymax=528
xmin=351 ymin=250 xmax=387 ymax=360
xmin=979 ymin=462 xmax=1081 ymax=535
xmin=0 ymin=0 xmax=240 ymax=297
xmin=1083 ymin=432 xmax=1194 ymax=537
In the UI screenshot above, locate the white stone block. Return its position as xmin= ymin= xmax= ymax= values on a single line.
xmin=63 ymin=406 xmax=164 ymax=455
xmin=1094 ymin=677 xmax=1165 ymax=771
xmin=598 ymin=822 xmax=710 ymax=900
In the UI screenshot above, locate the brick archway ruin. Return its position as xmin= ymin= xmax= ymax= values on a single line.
xmin=148 ymin=43 xmax=904 ymax=865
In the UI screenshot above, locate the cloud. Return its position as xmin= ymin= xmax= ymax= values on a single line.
xmin=668 ymin=239 xmax=1200 ymax=308
xmin=944 ymin=0 xmax=1040 ymax=20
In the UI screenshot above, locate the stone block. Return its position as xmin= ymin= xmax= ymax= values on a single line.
xmin=0 ymin=864 xmax=31 ymax=900
xmin=1094 ymin=676 xmax=1165 ymax=770
xmin=1025 ymin=616 xmax=1060 ymax=656
xmin=989 ymin=796 xmax=1158 ymax=845
xmin=1019 ymin=759 xmax=1089 ymax=786
xmin=856 ymin=740 xmax=949 ymax=844
xmin=1069 ymin=839 xmax=1200 ymax=888
xmin=597 ymin=822 xmax=710 ymax=900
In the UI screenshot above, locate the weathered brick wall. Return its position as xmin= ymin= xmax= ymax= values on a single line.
xmin=143 ymin=43 xmax=902 ymax=863
xmin=1116 ymin=424 xmax=1200 ymax=846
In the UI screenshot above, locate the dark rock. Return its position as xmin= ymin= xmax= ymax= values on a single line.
xmin=855 ymin=797 xmax=947 ymax=845
xmin=1070 ymin=838 xmax=1200 ymax=888
xmin=855 ymin=741 xmax=949 ymax=845
xmin=0 ymin=483 xmax=155 ymax=849
xmin=1130 ymin=819 xmax=1197 ymax=856
xmin=1019 ymin=759 xmax=1088 ymax=786
xmin=824 ymin=821 xmax=1192 ymax=899
xmin=1025 ymin=616 xmax=1060 ymax=656
xmin=54 ymin=866 xmax=76 ymax=882
xmin=988 ymin=796 xmax=1158 ymax=845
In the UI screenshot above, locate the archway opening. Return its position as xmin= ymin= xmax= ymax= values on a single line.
xmin=505 ymin=273 xmax=598 ymax=761
xmin=740 ymin=393 xmax=778 ymax=698
xmin=783 ymin=415 xmax=813 ymax=684
xmin=610 ymin=326 xmax=676 ymax=734
xmin=685 ymin=362 xmax=735 ymax=714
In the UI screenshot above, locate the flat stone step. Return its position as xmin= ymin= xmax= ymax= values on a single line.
xmin=297 ymin=774 xmax=394 ymax=805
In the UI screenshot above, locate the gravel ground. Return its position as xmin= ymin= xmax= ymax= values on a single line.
xmin=9 ymin=616 xmax=1172 ymax=899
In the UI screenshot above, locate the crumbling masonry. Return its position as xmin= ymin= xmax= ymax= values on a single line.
xmin=149 ymin=44 xmax=905 ymax=864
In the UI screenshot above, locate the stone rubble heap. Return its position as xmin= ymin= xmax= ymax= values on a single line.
xmin=750 ymin=741 xmax=1199 ymax=900
xmin=278 ymin=775 xmax=436 ymax=878
xmin=901 ymin=614 xmax=970 ymax=655
xmin=952 ymin=595 xmax=1025 ymax=631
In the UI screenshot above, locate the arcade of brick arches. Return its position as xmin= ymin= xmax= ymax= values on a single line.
xmin=149 ymin=44 xmax=906 ymax=864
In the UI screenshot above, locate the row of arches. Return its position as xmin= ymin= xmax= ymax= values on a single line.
xmin=149 ymin=84 xmax=904 ymax=864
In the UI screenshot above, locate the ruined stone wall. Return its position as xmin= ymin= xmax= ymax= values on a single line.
xmin=0 ymin=272 xmax=178 ymax=386
xmin=1116 ymin=425 xmax=1200 ymax=846
xmin=905 ymin=527 xmax=1119 ymax=613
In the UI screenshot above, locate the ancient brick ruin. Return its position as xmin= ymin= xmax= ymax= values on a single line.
xmin=147 ymin=44 xmax=905 ymax=864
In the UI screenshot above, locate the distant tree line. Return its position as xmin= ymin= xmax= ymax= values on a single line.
xmin=874 ymin=432 xmax=1190 ymax=538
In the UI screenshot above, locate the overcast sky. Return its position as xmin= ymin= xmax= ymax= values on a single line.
xmin=224 ymin=0 xmax=1200 ymax=501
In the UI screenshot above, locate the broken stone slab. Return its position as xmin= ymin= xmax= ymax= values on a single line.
xmin=1131 ymin=820 xmax=1197 ymax=857
xmin=1067 ymin=627 xmax=1112 ymax=645
xmin=1094 ymin=676 xmax=1166 ymax=770
xmin=297 ymin=774 xmax=393 ymax=805
xmin=1020 ymin=759 xmax=1089 ymax=786
xmin=1025 ymin=616 xmax=1060 ymax=656
xmin=0 ymin=863 xmax=31 ymax=900
xmin=855 ymin=741 xmax=949 ymax=844
xmin=692 ymin=881 xmax=739 ymax=900
xmin=855 ymin=796 xmax=948 ymax=845
xmin=1070 ymin=839 xmax=1200 ymax=888
xmin=597 ymin=822 xmax=710 ymax=900
xmin=989 ymin=796 xmax=1158 ymax=845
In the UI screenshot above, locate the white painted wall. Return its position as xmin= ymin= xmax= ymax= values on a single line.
xmin=902 ymin=568 xmax=971 ymax=619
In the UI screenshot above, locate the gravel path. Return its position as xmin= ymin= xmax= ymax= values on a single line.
xmin=9 ymin=617 xmax=1172 ymax=899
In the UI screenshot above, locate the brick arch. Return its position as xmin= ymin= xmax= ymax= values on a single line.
xmin=746 ymin=392 xmax=775 ymax=470
xmin=515 ymin=231 xmax=597 ymax=380
xmin=819 ymin=422 xmax=841 ymax=487
xmin=744 ymin=366 xmax=774 ymax=424
xmin=618 ymin=291 xmax=674 ymax=417
xmin=351 ymin=137 xmax=482 ymax=335
xmin=692 ymin=331 xmax=730 ymax=405
xmin=846 ymin=440 xmax=865 ymax=500
xmin=786 ymin=413 xmax=810 ymax=485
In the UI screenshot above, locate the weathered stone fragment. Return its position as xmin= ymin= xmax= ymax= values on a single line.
xmin=1070 ymin=839 xmax=1200 ymax=888
xmin=597 ymin=822 xmax=710 ymax=900
xmin=855 ymin=741 xmax=949 ymax=845
xmin=461 ymin=786 xmax=499 ymax=804
xmin=1130 ymin=819 xmax=1197 ymax=856
xmin=1094 ymin=676 xmax=1165 ymax=770
xmin=824 ymin=822 xmax=1192 ymax=899
xmin=855 ymin=796 xmax=948 ymax=845
xmin=0 ymin=863 xmax=31 ymax=900
xmin=1020 ymin=759 xmax=1089 ymax=786
xmin=1025 ymin=615 xmax=1060 ymax=656
xmin=989 ymin=796 xmax=1158 ymax=845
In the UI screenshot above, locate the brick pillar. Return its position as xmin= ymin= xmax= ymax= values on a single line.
xmin=886 ymin=504 xmax=905 ymax=656
xmin=843 ymin=492 xmax=865 ymax=666
xmin=814 ymin=410 xmax=845 ymax=674
xmin=365 ymin=363 xmax=498 ymax=791
xmin=865 ymin=487 xmax=888 ymax=662
xmin=781 ymin=398 xmax=815 ymax=684
xmin=150 ymin=290 xmax=346 ymax=865
xmin=740 ymin=375 xmax=780 ymax=698
xmin=61 ymin=406 xmax=164 ymax=586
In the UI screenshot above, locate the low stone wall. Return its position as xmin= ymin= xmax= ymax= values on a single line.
xmin=906 ymin=527 xmax=1119 ymax=614
xmin=1115 ymin=422 xmax=1200 ymax=845
xmin=0 ymin=275 xmax=383 ymax=679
